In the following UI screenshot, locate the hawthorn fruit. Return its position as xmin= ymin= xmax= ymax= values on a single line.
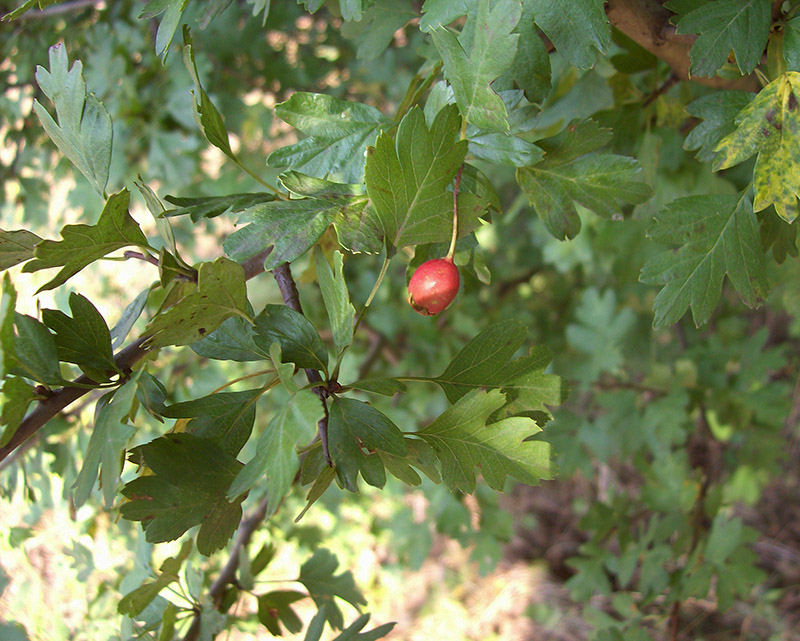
xmin=407 ymin=257 xmax=460 ymax=315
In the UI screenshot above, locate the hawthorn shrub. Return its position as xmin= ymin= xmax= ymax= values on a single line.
xmin=1 ymin=0 xmax=799 ymax=640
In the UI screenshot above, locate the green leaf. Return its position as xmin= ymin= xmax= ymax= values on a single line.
xmin=253 ymin=305 xmax=328 ymax=374
xmin=416 ymin=389 xmax=553 ymax=493
xmin=298 ymin=549 xmax=366 ymax=630
xmin=435 ymin=320 xmax=567 ymax=414
xmin=140 ymin=0 xmax=189 ymax=57
xmin=528 ymin=0 xmax=610 ymax=69
xmin=684 ymin=91 xmax=753 ymax=162
xmin=162 ymin=389 xmax=262 ymax=456
xmin=162 ymin=193 xmax=275 ymax=222
xmin=0 ymin=229 xmax=41 ymax=271
xmin=118 ymin=541 xmax=192 ymax=616
xmin=33 ymin=43 xmax=112 ymax=197
xmin=328 ymin=614 xmax=396 ymax=641
xmin=143 ymin=258 xmax=249 ymax=349
xmin=468 ymin=131 xmax=543 ymax=166
xmin=269 ymin=342 xmax=299 ymax=393
xmin=517 ymin=120 xmax=652 ymax=239
xmin=190 ymin=315 xmax=266 ymax=362
xmin=110 ymin=288 xmax=150 ymax=348
xmin=640 ymin=193 xmax=769 ymax=327
xmin=314 ymin=249 xmax=355 ymax=356
xmin=120 ymin=433 xmax=244 ymax=555
xmin=268 ymin=93 xmax=393 ymax=183
xmin=0 ymin=274 xmax=18 ymax=380
xmin=431 ymin=0 xmax=521 ymax=132
xmin=73 ymin=372 xmax=141 ymax=509
xmin=328 ymin=397 xmax=407 ymax=491
xmin=511 ymin=0 xmax=551 ymax=103
xmin=759 ymin=209 xmax=798 ymax=263
xmin=10 ymin=314 xmax=63 ymax=386
xmin=224 ymin=197 xmax=342 ymax=268
xmin=22 ymin=190 xmax=148 ymax=292
xmin=296 ymin=462 xmax=337 ymax=522
xmin=674 ymin=0 xmax=771 ymax=76
xmin=183 ymin=27 xmax=235 ymax=158
xmin=366 ymin=105 xmax=486 ymax=250
xmin=419 ymin=0 xmax=469 ymax=32
xmin=41 ymin=293 xmax=118 ymax=382
xmin=437 ymin=319 xmax=527 ymax=402
xmin=713 ymin=72 xmax=800 ymax=223
xmin=0 ymin=377 xmax=35 ymax=448
xmin=783 ymin=16 xmax=800 ymax=72
xmin=339 ymin=0 xmax=417 ymax=61
xmin=257 ymin=591 xmax=306 ymax=635
xmin=227 ymin=389 xmax=321 ymax=515
xmin=565 ymin=288 xmax=636 ymax=382
xmin=346 ymin=377 xmax=407 ymax=396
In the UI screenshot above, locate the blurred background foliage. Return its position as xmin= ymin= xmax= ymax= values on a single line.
xmin=1 ymin=0 xmax=799 ymax=640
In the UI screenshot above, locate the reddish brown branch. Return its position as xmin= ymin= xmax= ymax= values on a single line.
xmin=271 ymin=262 xmax=330 ymax=462
xmin=605 ymin=0 xmax=760 ymax=91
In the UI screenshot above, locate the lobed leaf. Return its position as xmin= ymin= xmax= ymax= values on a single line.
xmin=42 ymin=293 xmax=118 ymax=383
xmin=416 ymin=389 xmax=553 ymax=493
xmin=517 ymin=119 xmax=651 ymax=239
xmin=365 ymin=105 xmax=485 ymax=250
xmin=228 ymin=389 xmax=321 ymax=516
xmin=162 ymin=389 xmax=263 ymax=456
xmin=640 ymin=193 xmax=769 ymax=327
xmin=328 ymin=397 xmax=407 ymax=491
xmin=120 ymin=433 xmax=244 ymax=555
xmin=0 ymin=230 xmax=41 ymax=271
xmin=431 ymin=0 xmax=521 ymax=132
xmin=252 ymin=305 xmax=328 ymax=374
xmin=73 ymin=373 xmax=141 ymax=509
xmin=713 ymin=72 xmax=800 ymax=223
xmin=22 ymin=190 xmax=149 ymax=292
xmin=269 ymin=93 xmax=393 ymax=183
xmin=143 ymin=258 xmax=249 ymax=349
xmin=528 ymin=0 xmax=610 ymax=70
xmin=674 ymin=0 xmax=771 ymax=77
xmin=298 ymin=549 xmax=366 ymax=630
xmin=33 ymin=43 xmax=112 ymax=197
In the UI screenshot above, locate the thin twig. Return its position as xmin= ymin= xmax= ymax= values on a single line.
xmin=642 ymin=73 xmax=680 ymax=108
xmin=123 ymin=250 xmax=160 ymax=267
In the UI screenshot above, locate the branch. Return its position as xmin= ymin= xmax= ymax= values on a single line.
xmin=0 ymin=337 xmax=149 ymax=464
xmin=605 ymin=0 xmax=760 ymax=91
xmin=271 ymin=262 xmax=331 ymax=463
xmin=181 ymin=263 xmax=331 ymax=640
xmin=0 ymin=248 xmax=274 ymax=465
xmin=181 ymin=494 xmax=271 ymax=641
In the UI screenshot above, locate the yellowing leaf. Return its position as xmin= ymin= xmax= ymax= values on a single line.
xmin=143 ymin=258 xmax=249 ymax=349
xmin=714 ymin=72 xmax=800 ymax=223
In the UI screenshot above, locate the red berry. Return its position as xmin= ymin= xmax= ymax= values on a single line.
xmin=407 ymin=258 xmax=460 ymax=316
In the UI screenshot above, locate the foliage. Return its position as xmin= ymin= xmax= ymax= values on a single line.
xmin=1 ymin=0 xmax=799 ymax=640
